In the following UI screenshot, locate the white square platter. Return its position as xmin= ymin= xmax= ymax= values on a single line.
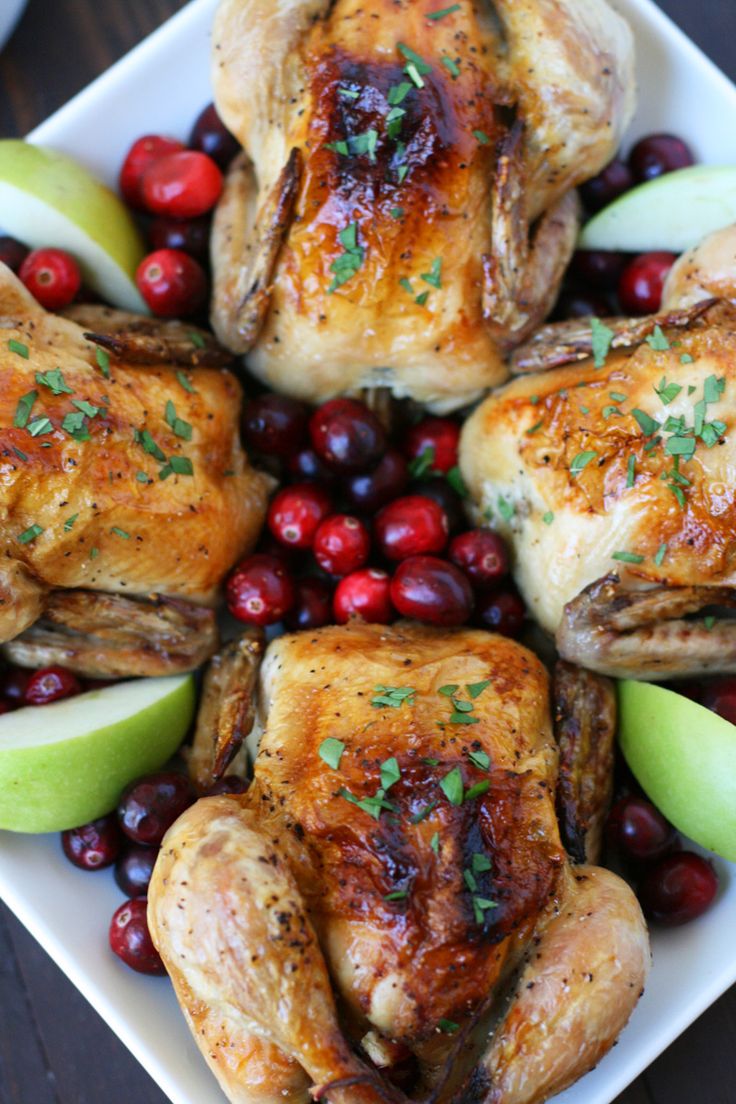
xmin=1 ymin=1 xmax=736 ymax=1102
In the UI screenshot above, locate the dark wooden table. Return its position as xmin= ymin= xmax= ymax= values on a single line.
xmin=1 ymin=2 xmax=735 ymax=1102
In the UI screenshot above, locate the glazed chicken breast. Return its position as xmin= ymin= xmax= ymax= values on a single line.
xmin=149 ymin=621 xmax=648 ymax=1104
xmin=460 ymin=227 xmax=736 ymax=680
xmin=209 ymin=0 xmax=635 ymax=410
xmin=0 ymin=264 xmax=269 ymax=676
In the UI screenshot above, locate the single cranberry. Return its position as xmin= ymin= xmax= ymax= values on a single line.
xmin=449 ymin=529 xmax=508 ymax=587
xmin=555 ymin=290 xmax=612 ymax=321
xmin=61 ymin=815 xmax=122 ymax=870
xmin=117 ymin=771 xmax=195 ymax=846
xmin=226 ymin=552 xmax=295 ymax=625
xmin=243 ymin=394 xmax=309 ymax=457
xmin=288 ymin=446 xmax=337 ymax=485
xmin=1 ymin=666 xmax=31 ymax=703
xmin=579 ymin=157 xmax=634 ymax=212
xmin=148 ymin=215 xmax=211 ymax=262
xmin=119 ymin=134 xmax=185 ymax=209
xmin=404 ymin=418 xmax=460 ymax=474
xmin=409 ymin=477 xmax=465 ymax=533
xmin=618 ymin=252 xmax=676 ymax=315
xmin=114 ymin=845 xmax=158 ymax=897
xmin=19 ymin=248 xmax=81 ymax=311
xmin=268 ymin=483 xmax=332 ymax=549
xmin=375 ymin=495 xmax=448 ymax=561
xmin=309 ymin=398 xmax=386 ymax=473
xmin=189 ymin=102 xmax=241 ymax=170
xmin=24 ymin=666 xmax=81 ymax=706
xmin=204 ymin=775 xmax=250 ymax=796
xmin=699 ymin=677 xmax=736 ymax=726
xmin=142 ymin=150 xmax=223 ymax=218
xmin=390 ymin=556 xmax=473 ymax=626
xmin=0 ymin=235 xmax=29 ymax=273
xmin=313 ymin=514 xmax=370 ymax=576
xmin=284 ymin=576 xmax=334 ymax=630
xmin=606 ymin=796 xmax=677 ymax=862
xmin=638 ymin=851 xmax=718 ymax=926
xmin=629 ymin=133 xmax=694 ymax=183
xmin=136 ymin=248 xmax=207 ymax=317
xmin=571 ymin=250 xmax=629 ymax=290
xmin=109 ymin=898 xmax=165 ymax=975
xmin=333 ymin=568 xmax=394 ymax=624
xmin=346 ymin=449 xmax=409 ymax=514
xmin=475 ymin=587 xmax=525 ymax=637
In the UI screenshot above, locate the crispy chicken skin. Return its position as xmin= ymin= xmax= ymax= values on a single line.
xmin=209 ymin=0 xmax=634 ymax=410
xmin=0 ymin=264 xmax=269 ymax=659
xmin=149 ymin=622 xmax=648 ymax=1104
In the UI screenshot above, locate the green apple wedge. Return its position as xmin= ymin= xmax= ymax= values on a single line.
xmin=0 ymin=139 xmax=147 ymax=311
xmin=618 ymin=679 xmax=736 ymax=861
xmin=0 ymin=674 xmax=195 ymax=833
xmin=579 ymin=165 xmax=736 ymax=254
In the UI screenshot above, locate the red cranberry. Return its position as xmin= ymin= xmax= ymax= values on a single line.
xmin=475 ymin=587 xmax=525 ymax=637
xmin=288 ymin=446 xmax=337 ymax=485
xmin=579 ymin=157 xmax=634 ymax=212
xmin=638 ymin=851 xmax=718 ymax=926
xmin=346 ymin=449 xmax=409 ymax=513
xmin=119 ymin=134 xmax=185 ymax=209
xmin=618 ymin=252 xmax=676 ymax=315
xmin=142 ymin=150 xmax=223 ymax=218
xmin=189 ymin=102 xmax=241 ymax=170
xmin=24 ymin=666 xmax=81 ymax=706
xmin=607 ymin=796 xmax=677 ymax=862
xmin=148 ymin=215 xmax=211 ymax=262
xmin=61 ymin=815 xmax=122 ymax=870
xmin=309 ymin=398 xmax=386 ymax=474
xmin=699 ymin=677 xmax=736 ymax=725
xmin=1 ymin=666 xmax=31 ymax=703
xmin=571 ymin=250 xmax=629 ymax=290
xmin=0 ymin=235 xmax=29 ymax=273
xmin=284 ymin=577 xmax=334 ymax=630
xmin=226 ymin=552 xmax=295 ymax=625
xmin=334 ymin=568 xmax=393 ymax=624
xmin=109 ymin=898 xmax=165 ymax=975
xmin=268 ymin=483 xmax=332 ymax=549
xmin=114 ymin=845 xmax=158 ymax=896
xmin=204 ymin=775 xmax=250 ymax=796
xmin=117 ymin=771 xmax=195 ymax=846
xmin=404 ymin=418 xmax=460 ymax=474
xmin=629 ymin=133 xmax=694 ymax=183
xmin=243 ymin=394 xmax=309 ymax=457
xmin=449 ymin=529 xmax=508 ymax=587
xmin=19 ymin=248 xmax=81 ymax=310
xmin=555 ymin=290 xmax=612 ymax=321
xmin=313 ymin=514 xmax=370 ymax=576
xmin=390 ymin=556 xmax=473 ymax=626
xmin=409 ymin=477 xmax=465 ymax=533
xmin=136 ymin=248 xmax=207 ymax=317
xmin=375 ymin=495 xmax=448 ymax=561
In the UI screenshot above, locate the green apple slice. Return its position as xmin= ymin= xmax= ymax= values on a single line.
xmin=0 ymin=139 xmax=147 ymax=312
xmin=0 ymin=674 xmax=195 ymax=833
xmin=579 ymin=165 xmax=736 ymax=254
xmin=618 ymin=679 xmax=736 ymax=861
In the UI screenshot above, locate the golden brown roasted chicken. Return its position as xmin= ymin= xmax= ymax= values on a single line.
xmin=149 ymin=621 xmax=648 ymax=1104
xmin=0 ymin=264 xmax=269 ymax=677
xmin=209 ymin=0 xmax=635 ymax=410
xmin=460 ymin=226 xmax=736 ymax=679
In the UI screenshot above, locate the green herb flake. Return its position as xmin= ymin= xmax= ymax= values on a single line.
xmin=339 ymin=787 xmax=397 ymax=820
xmin=177 ymin=370 xmax=196 ymax=394
xmin=63 ymin=514 xmax=79 ymax=532
xmin=371 ymin=685 xmax=416 ymax=709
xmin=319 ymin=737 xmax=345 ymax=770
xmin=411 ymin=800 xmax=438 ymax=824
xmin=570 ymin=450 xmax=597 ymax=477
xmin=655 ymin=377 xmax=682 ymax=405
xmin=421 ymin=257 xmax=442 ymax=289
xmin=325 ymin=138 xmax=350 ymax=156
xmin=13 ymin=390 xmax=37 ymax=429
xmin=654 ymin=542 xmax=668 ymax=567
xmin=328 ymin=221 xmax=365 ymax=292
xmin=665 ymin=435 xmax=696 ymax=459
xmin=186 ymin=331 xmax=206 ymax=350
xmin=398 ymin=42 xmax=432 ymax=75
xmin=446 ymin=465 xmax=468 ymax=498
xmin=439 ymin=766 xmax=464 ymax=806
xmin=135 ymin=471 xmax=150 ymax=484
xmin=590 ymin=318 xmax=614 ymax=369
xmin=430 ymin=832 xmax=440 ymax=854
xmin=468 ymin=749 xmax=490 ymax=770
xmin=472 ymin=852 xmax=492 ymax=873
xmin=427 ymin=3 xmax=461 ymax=19
xmin=704 ymin=375 xmax=726 ymax=404
xmin=160 ymin=455 xmax=194 ymax=478
xmin=438 ymin=684 xmax=459 ymax=697
xmin=424 ymin=757 xmax=440 ymax=767
xmin=35 ymin=368 xmax=73 ymax=395
xmin=380 ymin=757 xmax=401 ymax=790
xmin=135 ymin=429 xmax=166 ymax=463
xmin=646 ymin=325 xmax=670 ymax=351
xmin=612 ymin=550 xmax=645 ymax=564
xmin=111 ymin=526 xmax=130 ymax=539
xmin=384 ymin=889 xmax=408 ymax=901
xmin=72 ymin=399 xmax=100 ymax=419
xmin=632 ymin=408 xmax=659 ymax=436
xmin=8 ymin=339 xmax=29 ymax=359
xmin=388 ymin=81 xmax=412 ymax=105
xmin=473 ymin=896 xmax=498 ymax=924
xmin=400 ymin=276 xmax=415 ymax=296
xmin=438 ymin=1018 xmax=459 ymax=1033
xmin=680 ymin=353 xmax=694 ymax=365
xmin=415 ymin=290 xmax=430 ymax=306
xmin=466 ymin=680 xmax=491 ymax=700
xmin=408 ymin=445 xmax=436 ymax=479
xmin=12 ymin=447 xmax=27 ymax=462
xmin=704 ymin=615 xmax=716 ymax=631
xmin=338 ymin=86 xmax=360 ymax=100
xmin=497 ymin=494 xmax=514 ymax=521
xmin=602 ymin=405 xmax=623 ymax=419
xmin=542 ymin=510 xmax=554 ymax=525
xmin=17 ymin=523 xmax=43 ymax=544
xmin=391 ymin=206 xmax=405 ymax=219
xmin=464 ymin=779 xmax=490 ymax=801
xmin=90 ymin=547 xmax=99 ymax=560
xmin=463 ymin=868 xmax=478 ymax=892
xmin=526 ymin=419 xmax=544 ymax=435
xmin=626 ymin=455 xmax=636 ymax=488
xmin=95 ymin=346 xmax=111 ymax=378
xmin=609 ymin=392 xmax=628 ymax=403
xmin=473 ymin=129 xmax=490 ymax=145
xmin=27 ymin=416 xmax=53 ymax=437
xmin=441 ymin=55 xmax=460 ymax=78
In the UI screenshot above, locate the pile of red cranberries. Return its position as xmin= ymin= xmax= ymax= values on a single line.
xmin=227 ymin=395 xmax=524 ymax=634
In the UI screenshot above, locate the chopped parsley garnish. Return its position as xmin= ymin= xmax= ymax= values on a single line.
xmin=472 ymin=852 xmax=492 ymax=873
xmin=384 ymin=889 xmax=408 ymax=901
xmin=408 ymin=445 xmax=435 ymax=478
xmin=187 ymin=331 xmax=206 ymax=349
xmin=526 ymin=419 xmax=544 ymax=435
xmin=400 ymin=277 xmax=415 ymax=297
xmin=388 ymin=81 xmax=412 ymax=105
xmin=632 ymin=408 xmax=659 ymax=436
xmin=159 ymin=455 xmax=194 ymax=479
xmin=704 ymin=374 xmax=725 ymax=403
xmin=371 ymin=685 xmax=416 ymax=709
xmin=612 ymin=550 xmax=645 ymax=564
xmin=328 ymin=222 xmax=365 ymax=293
xmin=8 ymin=339 xmax=29 ymax=359
xmin=602 ymin=405 xmax=622 ymax=419
xmin=136 ymin=471 xmax=149 ymax=483
xmin=319 ymin=737 xmax=345 ymax=770
xmin=17 ymin=524 xmax=43 ymax=544
xmin=430 ymin=832 xmax=440 ymax=853
xmin=72 ymin=399 xmax=100 ymax=418
xmin=36 ymin=368 xmax=73 ymax=395
xmin=63 ymin=514 xmax=78 ymax=532
xmin=427 ymin=3 xmax=461 ymax=18
xmin=380 ymin=757 xmax=401 ymax=790
xmin=473 ymin=129 xmax=490 ymax=145
xmin=27 ymin=416 xmax=53 ymax=437
xmin=438 ymin=1018 xmax=459 ymax=1033
xmin=398 ymin=42 xmax=432 ymax=86
xmin=473 ymin=897 xmax=498 ymax=924
xmin=391 ymin=206 xmax=405 ymax=219
xmin=90 ymin=547 xmax=99 ymax=560
xmin=463 ymin=868 xmax=478 ymax=892
xmin=111 ymin=527 xmax=130 ymax=539
xmin=446 ymin=466 xmax=468 ymax=498
xmin=421 ymin=258 xmax=442 ymax=289
xmin=411 ymin=801 xmax=438 ymax=824
xmin=165 ymin=399 xmax=193 ymax=440
xmin=542 ymin=510 xmax=554 ymax=525
xmin=13 ymin=390 xmax=37 ymax=429
xmin=95 ymin=346 xmax=111 ymax=378
xmin=386 ymin=107 xmax=405 ymax=139
xmin=177 ymin=370 xmax=196 ymax=394
xmin=415 ymin=290 xmax=430 ymax=306
xmin=590 ymin=318 xmax=614 ymax=368
xmin=655 ymin=377 xmax=682 ymax=404
xmin=135 ymin=428 xmax=166 ymax=462
xmin=464 ymin=780 xmax=490 ymax=801
xmin=466 ymin=680 xmax=491 ymax=699
xmin=570 ymin=450 xmax=597 ymax=476
xmin=496 ymin=495 xmax=514 ymax=521
xmin=338 ymin=86 xmax=360 ymax=100
xmin=680 ymin=353 xmax=694 ymax=365
xmin=12 ymin=447 xmax=27 ymax=462
xmin=441 ymin=55 xmax=460 ymax=78
xmin=439 ymin=766 xmax=464 ymax=806
xmin=339 ymin=787 xmax=397 ymax=820
xmin=646 ymin=325 xmax=670 ymax=351
xmin=468 ymin=749 xmax=490 ymax=770
xmin=610 ymin=391 xmax=627 ymax=403
xmin=62 ymin=411 xmax=90 ymax=441
xmin=626 ymin=455 xmax=636 ymax=488
xmin=654 ymin=542 xmax=668 ymax=566
xmin=704 ymin=615 xmax=716 ymax=631
xmin=438 ymin=684 xmax=458 ymax=697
